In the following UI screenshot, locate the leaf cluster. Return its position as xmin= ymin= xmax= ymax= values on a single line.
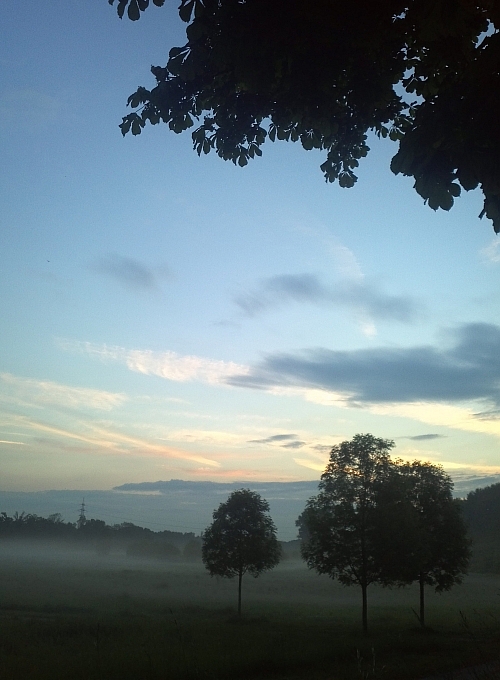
xmin=111 ymin=0 xmax=500 ymax=231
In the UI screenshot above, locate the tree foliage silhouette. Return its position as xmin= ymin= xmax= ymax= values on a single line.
xmin=109 ymin=0 xmax=500 ymax=232
xmin=297 ymin=434 xmax=470 ymax=634
xmin=202 ymin=488 xmax=281 ymax=616
xmin=398 ymin=461 xmax=471 ymax=627
xmin=297 ymin=434 xmax=398 ymax=636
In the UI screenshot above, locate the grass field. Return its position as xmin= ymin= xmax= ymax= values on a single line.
xmin=0 ymin=544 xmax=499 ymax=679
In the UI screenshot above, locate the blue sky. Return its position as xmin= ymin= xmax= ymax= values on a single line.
xmin=1 ymin=0 xmax=500 ymax=493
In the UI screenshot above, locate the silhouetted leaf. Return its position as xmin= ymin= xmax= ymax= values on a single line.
xmin=128 ymin=0 xmax=140 ymax=21
xmin=131 ymin=117 xmax=142 ymax=135
xmin=179 ymin=0 xmax=195 ymax=22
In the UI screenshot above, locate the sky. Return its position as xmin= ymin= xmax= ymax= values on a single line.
xmin=1 ymin=0 xmax=500 ymax=495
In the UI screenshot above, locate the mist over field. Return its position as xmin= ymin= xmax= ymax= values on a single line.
xmin=1 ymin=477 xmax=500 ymax=679
xmin=1 ymin=475 xmax=499 ymax=542
xmin=1 ymin=537 xmax=499 ymax=680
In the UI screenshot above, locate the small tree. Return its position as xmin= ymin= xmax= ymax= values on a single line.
xmin=399 ymin=462 xmax=471 ymax=628
xmin=202 ymin=489 xmax=281 ymax=616
xmin=297 ymin=433 xmax=397 ymax=636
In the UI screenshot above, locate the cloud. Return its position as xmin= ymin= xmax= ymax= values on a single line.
xmin=234 ymin=273 xmax=418 ymax=323
xmin=8 ymin=414 xmax=221 ymax=468
xmin=0 ymin=373 xmax=127 ymax=411
xmin=235 ymin=274 xmax=325 ymax=315
xmin=59 ymin=340 xmax=248 ymax=385
xmin=311 ymin=444 xmax=332 ymax=452
xmin=0 ymin=89 xmax=59 ymax=128
xmin=248 ymin=434 xmax=298 ymax=444
xmin=473 ymin=408 xmax=500 ymax=421
xmin=294 ymin=458 xmax=325 ymax=472
xmin=162 ymin=429 xmax=247 ymax=448
xmin=227 ymin=323 xmax=500 ymax=408
xmin=90 ymin=254 xmax=169 ymax=292
xmin=480 ymin=239 xmax=500 ymax=263
xmin=403 ymin=434 xmax=446 ymax=441
xmin=281 ymin=440 xmax=306 ymax=449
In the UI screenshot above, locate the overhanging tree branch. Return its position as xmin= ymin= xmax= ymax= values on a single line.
xmin=109 ymin=0 xmax=500 ymax=232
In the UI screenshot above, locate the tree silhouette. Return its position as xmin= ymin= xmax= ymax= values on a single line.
xmin=109 ymin=0 xmax=500 ymax=232
xmin=297 ymin=433 xmax=397 ymax=636
xmin=202 ymin=489 xmax=281 ymax=616
xmin=398 ymin=461 xmax=471 ymax=628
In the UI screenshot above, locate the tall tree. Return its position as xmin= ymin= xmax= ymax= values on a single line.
xmin=109 ymin=0 xmax=500 ymax=232
xmin=202 ymin=488 xmax=281 ymax=616
xmin=399 ymin=462 xmax=471 ymax=628
xmin=297 ymin=433 xmax=398 ymax=636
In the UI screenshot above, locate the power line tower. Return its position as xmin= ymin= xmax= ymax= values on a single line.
xmin=77 ymin=498 xmax=87 ymax=529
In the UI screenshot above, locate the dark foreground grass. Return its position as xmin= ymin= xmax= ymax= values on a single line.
xmin=1 ymin=606 xmax=499 ymax=680
xmin=0 ymin=549 xmax=499 ymax=680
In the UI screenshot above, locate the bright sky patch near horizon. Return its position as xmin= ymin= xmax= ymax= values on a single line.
xmin=1 ymin=1 xmax=500 ymax=493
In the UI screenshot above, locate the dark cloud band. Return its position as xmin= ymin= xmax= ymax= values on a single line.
xmin=228 ymin=323 xmax=500 ymax=408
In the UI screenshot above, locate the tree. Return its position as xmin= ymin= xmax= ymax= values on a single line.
xmin=202 ymin=488 xmax=281 ymax=616
xmin=399 ymin=462 xmax=471 ymax=628
xmin=297 ymin=433 xmax=399 ymax=636
xmin=109 ymin=0 xmax=500 ymax=232
xmin=461 ymin=482 xmax=500 ymax=573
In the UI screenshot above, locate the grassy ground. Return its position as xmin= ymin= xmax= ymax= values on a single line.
xmin=0 ymin=546 xmax=499 ymax=679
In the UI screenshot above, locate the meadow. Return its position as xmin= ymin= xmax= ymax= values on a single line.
xmin=0 ymin=544 xmax=499 ymax=680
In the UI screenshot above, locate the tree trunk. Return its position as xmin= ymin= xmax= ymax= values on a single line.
xmin=361 ymin=582 xmax=368 ymax=637
xmin=419 ymin=572 xmax=425 ymax=628
xmin=238 ymin=569 xmax=243 ymax=617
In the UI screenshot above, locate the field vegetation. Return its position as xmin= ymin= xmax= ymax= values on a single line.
xmin=0 ymin=544 xmax=499 ymax=680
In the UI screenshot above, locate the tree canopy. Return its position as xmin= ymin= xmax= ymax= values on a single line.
xmin=109 ymin=0 xmax=500 ymax=232
xmin=297 ymin=434 xmax=470 ymax=635
xmin=297 ymin=433 xmax=398 ymax=635
xmin=387 ymin=462 xmax=471 ymax=627
xmin=202 ymin=488 xmax=281 ymax=615
xmin=461 ymin=481 xmax=500 ymax=573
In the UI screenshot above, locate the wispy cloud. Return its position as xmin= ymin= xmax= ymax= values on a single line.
xmin=0 ymin=88 xmax=59 ymax=128
xmin=473 ymin=408 xmax=500 ymax=421
xmin=311 ymin=443 xmax=332 ymax=452
xmin=234 ymin=273 xmax=419 ymax=324
xmin=90 ymin=254 xmax=170 ymax=292
xmin=281 ymin=440 xmax=306 ymax=449
xmin=248 ymin=434 xmax=298 ymax=444
xmin=0 ymin=373 xmax=127 ymax=411
xmin=402 ymin=434 xmax=446 ymax=441
xmin=8 ymin=414 xmax=221 ymax=468
xmin=293 ymin=458 xmax=325 ymax=472
xmin=480 ymin=239 xmax=500 ymax=263
xmin=59 ymin=340 xmax=249 ymax=385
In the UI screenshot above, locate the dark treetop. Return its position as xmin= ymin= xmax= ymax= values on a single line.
xmin=110 ymin=0 xmax=500 ymax=232
xmin=202 ymin=488 xmax=281 ymax=614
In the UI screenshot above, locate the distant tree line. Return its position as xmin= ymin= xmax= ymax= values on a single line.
xmin=0 ymin=511 xmax=202 ymax=561
xmin=460 ymin=482 xmax=500 ymax=574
